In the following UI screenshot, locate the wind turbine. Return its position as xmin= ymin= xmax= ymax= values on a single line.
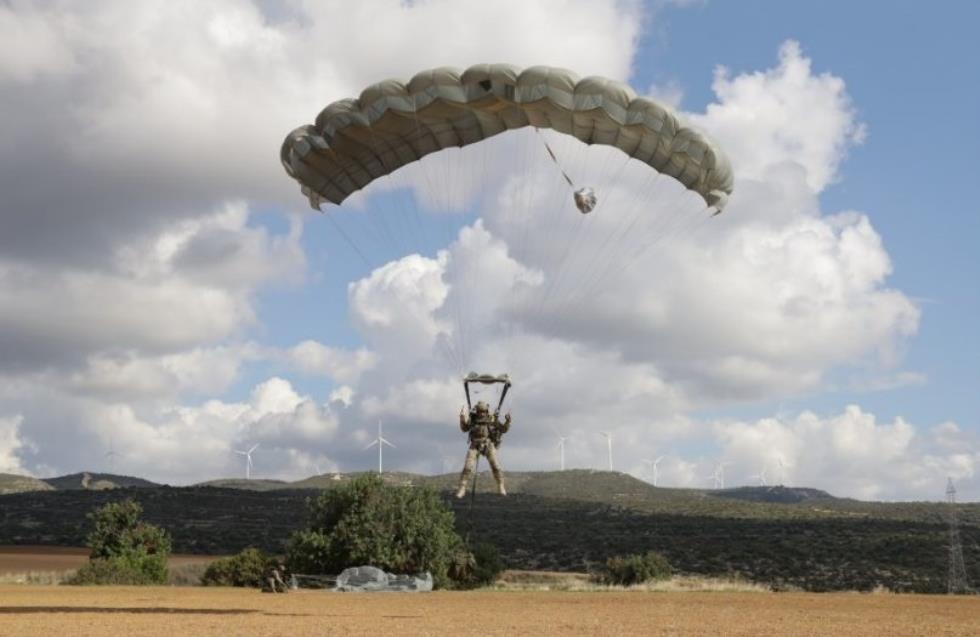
xmin=774 ymin=455 xmax=791 ymax=486
xmin=234 ymin=443 xmax=259 ymax=480
xmin=556 ymin=434 xmax=568 ymax=471
xmin=706 ymin=463 xmax=727 ymax=489
xmin=747 ymin=464 xmax=768 ymax=487
xmin=365 ymin=420 xmax=395 ymax=474
xmin=599 ymin=431 xmax=613 ymax=471
xmin=105 ymin=438 xmax=118 ymax=474
xmin=643 ymin=456 xmax=665 ymax=487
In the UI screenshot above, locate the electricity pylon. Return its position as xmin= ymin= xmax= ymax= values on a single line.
xmin=946 ymin=478 xmax=970 ymax=594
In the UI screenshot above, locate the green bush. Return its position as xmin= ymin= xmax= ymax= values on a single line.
xmin=66 ymin=499 xmax=170 ymax=585
xmin=601 ymin=551 xmax=672 ymax=586
xmin=451 ymin=542 xmax=505 ymax=589
xmin=201 ymin=548 xmax=272 ymax=587
xmin=286 ymin=474 xmax=466 ymax=588
xmin=67 ymin=558 xmax=160 ymax=585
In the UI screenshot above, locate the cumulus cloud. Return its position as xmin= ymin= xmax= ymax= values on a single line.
xmin=0 ymin=0 xmax=640 ymax=265
xmin=0 ymin=415 xmax=31 ymax=475
xmin=284 ymin=340 xmax=376 ymax=384
xmin=0 ymin=0 xmax=648 ymax=483
xmin=0 ymin=3 xmax=957 ymax=501
xmin=691 ymin=40 xmax=867 ymax=193
xmin=0 ymin=201 xmax=303 ymax=374
xmin=712 ymin=406 xmax=978 ymax=500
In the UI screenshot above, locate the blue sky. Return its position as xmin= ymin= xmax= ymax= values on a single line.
xmin=0 ymin=0 xmax=977 ymax=498
xmin=637 ymin=1 xmax=980 ymax=426
xmin=252 ymin=0 xmax=980 ymax=425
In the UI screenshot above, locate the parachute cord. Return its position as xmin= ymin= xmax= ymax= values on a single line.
xmin=565 ymin=194 xmax=709 ymax=315
xmin=536 ymin=128 xmax=576 ymax=190
xmin=465 ymin=454 xmax=481 ymax=545
xmin=323 ymin=212 xmax=373 ymax=270
xmin=585 ymin=203 xmax=715 ymax=307
xmin=410 ymin=93 xmax=467 ymax=373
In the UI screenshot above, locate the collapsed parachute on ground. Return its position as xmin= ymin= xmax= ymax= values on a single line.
xmin=281 ymin=64 xmax=733 ymax=214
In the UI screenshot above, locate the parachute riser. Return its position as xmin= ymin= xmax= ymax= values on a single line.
xmin=462 ymin=373 xmax=512 ymax=415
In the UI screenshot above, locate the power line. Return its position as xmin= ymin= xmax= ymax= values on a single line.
xmin=946 ymin=477 xmax=970 ymax=594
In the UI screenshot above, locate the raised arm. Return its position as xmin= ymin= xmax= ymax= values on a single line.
xmin=496 ymin=412 xmax=512 ymax=434
xmin=459 ymin=407 xmax=471 ymax=432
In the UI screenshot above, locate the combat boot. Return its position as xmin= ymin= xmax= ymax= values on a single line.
xmin=455 ymin=483 xmax=467 ymax=499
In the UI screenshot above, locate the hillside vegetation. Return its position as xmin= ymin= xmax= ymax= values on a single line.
xmin=0 ymin=473 xmax=55 ymax=495
xmin=1 ymin=470 xmax=978 ymax=592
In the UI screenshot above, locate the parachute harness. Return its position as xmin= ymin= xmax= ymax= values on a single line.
xmin=536 ymin=129 xmax=597 ymax=214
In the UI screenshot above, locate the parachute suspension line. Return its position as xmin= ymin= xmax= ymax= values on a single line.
xmin=364 ymin=120 xmax=424 ymax=262
xmin=564 ymin=174 xmax=675 ymax=308
xmin=531 ymin=149 xmax=659 ymax=327
xmin=407 ymin=94 xmax=469 ymax=374
xmin=537 ymin=128 xmax=576 ymax=189
xmin=541 ymin=165 xmax=667 ymax=323
xmin=363 ymin=117 xmax=467 ymax=374
xmin=570 ymin=185 xmax=700 ymax=311
xmin=536 ymin=144 xmax=628 ymax=310
xmin=591 ymin=201 xmax=716 ymax=307
xmin=464 ymin=454 xmax=480 ymax=544
xmin=515 ymin=127 xmax=539 ymax=270
xmin=537 ymin=129 xmax=588 ymax=275
xmin=574 ymin=168 xmax=668 ymax=293
xmin=323 ymin=210 xmax=373 ymax=270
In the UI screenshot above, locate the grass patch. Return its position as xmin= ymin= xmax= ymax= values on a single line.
xmin=0 ymin=569 xmax=75 ymax=585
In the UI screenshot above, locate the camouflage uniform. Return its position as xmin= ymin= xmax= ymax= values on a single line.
xmin=264 ymin=563 xmax=288 ymax=593
xmin=455 ymin=401 xmax=511 ymax=498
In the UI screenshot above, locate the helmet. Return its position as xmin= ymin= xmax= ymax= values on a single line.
xmin=475 ymin=401 xmax=489 ymax=414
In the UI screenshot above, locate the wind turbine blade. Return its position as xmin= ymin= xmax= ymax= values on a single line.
xmin=380 ymin=438 xmax=395 ymax=448
xmin=249 ymin=444 xmax=259 ymax=453
xmin=365 ymin=440 xmax=379 ymax=450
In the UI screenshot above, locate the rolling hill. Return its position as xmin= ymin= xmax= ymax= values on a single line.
xmin=43 ymin=472 xmax=162 ymax=490
xmin=1 ymin=469 xmax=978 ymax=592
xmin=0 ymin=473 xmax=55 ymax=495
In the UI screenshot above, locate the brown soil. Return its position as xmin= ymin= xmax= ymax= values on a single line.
xmin=0 ymin=545 xmax=216 ymax=573
xmin=0 ymin=586 xmax=977 ymax=636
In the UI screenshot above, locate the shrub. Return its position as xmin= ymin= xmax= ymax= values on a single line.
xmin=66 ymin=499 xmax=170 ymax=585
xmin=286 ymin=474 xmax=466 ymax=588
xmin=601 ymin=551 xmax=672 ymax=586
xmin=67 ymin=559 xmax=159 ymax=585
xmin=451 ymin=542 xmax=505 ymax=589
xmin=201 ymin=548 xmax=272 ymax=587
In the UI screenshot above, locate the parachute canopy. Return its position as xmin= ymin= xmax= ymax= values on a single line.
xmin=281 ymin=64 xmax=734 ymax=213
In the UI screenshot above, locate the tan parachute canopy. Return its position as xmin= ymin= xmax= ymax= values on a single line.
xmin=281 ymin=64 xmax=734 ymax=213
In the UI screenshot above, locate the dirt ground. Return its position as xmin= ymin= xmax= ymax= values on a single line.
xmin=0 ymin=586 xmax=977 ymax=637
xmin=0 ymin=545 xmax=214 ymax=574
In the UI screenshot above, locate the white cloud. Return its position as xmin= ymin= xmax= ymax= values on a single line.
xmin=285 ymin=340 xmax=376 ymax=384
xmin=690 ymin=40 xmax=866 ymax=193
xmin=0 ymin=414 xmax=30 ymax=475
xmin=713 ymin=406 xmax=978 ymax=500
xmin=0 ymin=4 xmax=957 ymax=502
xmin=646 ymin=79 xmax=684 ymax=108
xmin=0 ymin=5 xmax=76 ymax=82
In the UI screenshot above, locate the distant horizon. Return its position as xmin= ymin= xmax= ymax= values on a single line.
xmin=6 ymin=468 xmax=975 ymax=505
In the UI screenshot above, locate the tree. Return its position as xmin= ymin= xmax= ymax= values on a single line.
xmin=68 ymin=499 xmax=170 ymax=585
xmin=286 ymin=474 xmax=469 ymax=588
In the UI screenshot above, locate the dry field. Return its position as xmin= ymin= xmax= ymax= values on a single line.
xmin=0 ymin=545 xmax=216 ymax=585
xmin=0 ymin=585 xmax=977 ymax=637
